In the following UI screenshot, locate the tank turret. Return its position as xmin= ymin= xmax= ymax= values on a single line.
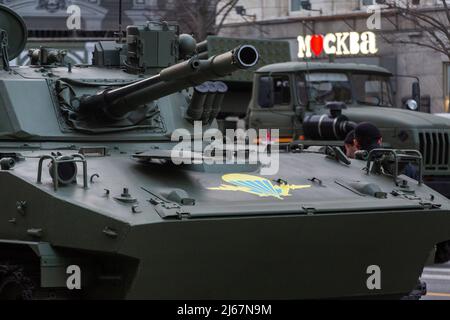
xmin=77 ymin=44 xmax=259 ymax=121
xmin=0 ymin=9 xmax=259 ymax=138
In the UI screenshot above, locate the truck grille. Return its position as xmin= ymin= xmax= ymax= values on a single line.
xmin=418 ymin=131 xmax=450 ymax=172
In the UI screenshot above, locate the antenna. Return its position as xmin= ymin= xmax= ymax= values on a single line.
xmin=118 ymin=0 xmax=123 ymax=42
xmin=0 ymin=30 xmax=10 ymax=71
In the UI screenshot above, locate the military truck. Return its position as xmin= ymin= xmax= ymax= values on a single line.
xmin=1 ymin=5 xmax=450 ymax=300
xmin=246 ymin=62 xmax=450 ymax=197
xmin=195 ymin=39 xmax=450 ymax=198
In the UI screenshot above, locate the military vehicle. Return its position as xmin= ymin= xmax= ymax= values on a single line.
xmin=246 ymin=62 xmax=450 ymax=198
xmin=1 ymin=5 xmax=450 ymax=300
xmin=192 ymin=39 xmax=450 ymax=198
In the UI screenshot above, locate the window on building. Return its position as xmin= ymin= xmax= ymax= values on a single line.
xmin=361 ymin=0 xmax=374 ymax=6
xmin=360 ymin=0 xmax=387 ymax=6
xmin=291 ymin=0 xmax=303 ymax=12
xmin=445 ymin=63 xmax=450 ymax=112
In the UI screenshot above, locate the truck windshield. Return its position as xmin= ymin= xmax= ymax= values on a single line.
xmin=351 ymin=74 xmax=393 ymax=107
xmin=299 ymin=72 xmax=394 ymax=107
xmin=305 ymin=73 xmax=352 ymax=104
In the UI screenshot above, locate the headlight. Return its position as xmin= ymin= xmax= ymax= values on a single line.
xmin=406 ymin=99 xmax=419 ymax=111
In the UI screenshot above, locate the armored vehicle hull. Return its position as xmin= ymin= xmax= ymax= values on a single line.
xmin=1 ymin=4 xmax=450 ymax=300
xmin=0 ymin=146 xmax=449 ymax=299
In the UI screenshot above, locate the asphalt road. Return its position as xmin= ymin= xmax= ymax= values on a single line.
xmin=421 ymin=262 xmax=450 ymax=300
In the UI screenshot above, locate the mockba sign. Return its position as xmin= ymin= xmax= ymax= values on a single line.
xmin=297 ymin=31 xmax=378 ymax=58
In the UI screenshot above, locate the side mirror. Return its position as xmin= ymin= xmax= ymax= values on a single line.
xmin=411 ymin=81 xmax=421 ymax=111
xmin=258 ymin=76 xmax=274 ymax=108
xmin=295 ymin=106 xmax=304 ymax=118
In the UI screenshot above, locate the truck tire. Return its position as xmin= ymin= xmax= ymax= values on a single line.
xmin=0 ymin=264 xmax=34 ymax=300
xmin=401 ymin=281 xmax=427 ymax=300
xmin=435 ymin=241 xmax=450 ymax=264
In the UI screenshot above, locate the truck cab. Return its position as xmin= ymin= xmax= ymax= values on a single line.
xmin=247 ymin=62 xmax=450 ymax=197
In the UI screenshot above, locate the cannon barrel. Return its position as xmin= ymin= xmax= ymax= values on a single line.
xmin=78 ymin=45 xmax=259 ymax=120
xmin=196 ymin=40 xmax=209 ymax=59
xmin=196 ymin=40 xmax=208 ymax=54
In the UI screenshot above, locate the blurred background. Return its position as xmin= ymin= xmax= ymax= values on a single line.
xmin=1 ymin=0 xmax=450 ymax=113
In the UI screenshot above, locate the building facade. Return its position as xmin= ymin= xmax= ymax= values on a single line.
xmin=0 ymin=0 xmax=176 ymax=31
xmin=2 ymin=0 xmax=217 ymax=65
xmin=0 ymin=0 xmax=217 ymax=33
xmin=220 ymin=0 xmax=450 ymax=113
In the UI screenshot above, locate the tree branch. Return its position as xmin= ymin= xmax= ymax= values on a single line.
xmin=214 ymin=0 xmax=239 ymax=34
xmin=440 ymin=0 xmax=450 ymax=25
xmin=143 ymin=0 xmax=239 ymax=39
xmin=384 ymin=1 xmax=450 ymax=37
xmin=381 ymin=1 xmax=450 ymax=60
xmin=380 ymin=32 xmax=450 ymax=59
xmin=216 ymin=0 xmax=236 ymax=17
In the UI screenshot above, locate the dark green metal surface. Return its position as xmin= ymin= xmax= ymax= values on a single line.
xmin=198 ymin=36 xmax=291 ymax=82
xmin=0 ymin=4 xmax=450 ymax=300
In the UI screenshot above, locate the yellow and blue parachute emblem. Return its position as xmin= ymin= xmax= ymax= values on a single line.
xmin=208 ymin=174 xmax=311 ymax=200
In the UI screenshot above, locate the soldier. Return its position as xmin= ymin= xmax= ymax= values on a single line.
xmin=354 ymin=122 xmax=382 ymax=153
xmin=354 ymin=122 xmax=420 ymax=180
xmin=344 ymin=130 xmax=357 ymax=159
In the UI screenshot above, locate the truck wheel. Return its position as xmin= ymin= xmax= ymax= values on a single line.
xmin=0 ymin=264 xmax=34 ymax=300
xmin=401 ymin=280 xmax=427 ymax=300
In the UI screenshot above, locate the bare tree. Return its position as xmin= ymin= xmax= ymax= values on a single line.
xmin=380 ymin=0 xmax=450 ymax=60
xmin=144 ymin=0 xmax=239 ymax=40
